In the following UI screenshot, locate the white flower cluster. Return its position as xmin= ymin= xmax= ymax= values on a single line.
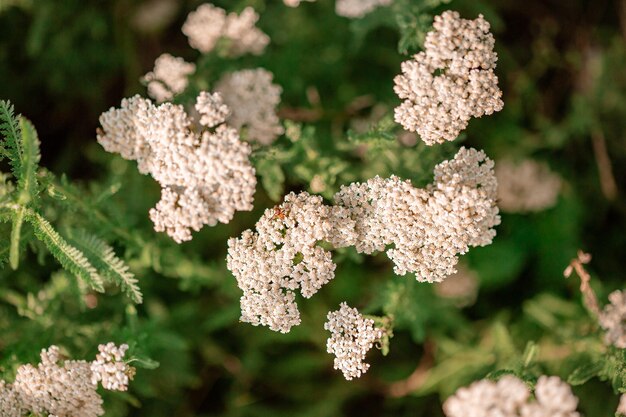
xmin=599 ymin=290 xmax=626 ymax=349
xmin=90 ymin=343 xmax=132 ymax=391
xmin=142 ymin=53 xmax=196 ymax=103
xmin=335 ymin=0 xmax=392 ymax=18
xmin=324 ymin=302 xmax=384 ymax=380
xmin=227 ymin=192 xmax=356 ymax=333
xmin=216 ymin=68 xmax=284 ymax=145
xmin=394 ymin=11 xmax=503 ymax=145
xmin=0 ymin=344 xmax=132 ymax=417
xmin=182 ymin=3 xmax=269 ymax=56
xmin=227 ymin=147 xmax=498 ymax=333
xmin=443 ymin=375 xmax=580 ymax=417
xmin=495 ymin=158 xmax=562 ymax=213
xmin=98 ymin=92 xmax=255 ymax=242
xmin=335 ymin=147 xmax=499 ymax=281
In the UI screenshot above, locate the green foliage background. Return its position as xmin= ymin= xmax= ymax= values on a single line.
xmin=1 ymin=0 xmax=626 ymax=416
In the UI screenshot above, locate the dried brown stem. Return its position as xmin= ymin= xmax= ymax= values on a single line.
xmin=564 ymin=250 xmax=600 ymax=318
xmin=591 ymin=129 xmax=618 ymax=201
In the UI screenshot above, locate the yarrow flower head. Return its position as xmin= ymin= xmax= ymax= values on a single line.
xmin=324 ymin=302 xmax=383 ymax=380
xmin=98 ymin=92 xmax=256 ymax=242
xmin=216 ymin=68 xmax=284 ymax=145
xmin=335 ymin=147 xmax=499 ymax=281
xmin=394 ymin=11 xmax=503 ymax=145
xmin=335 ymin=0 xmax=392 ymax=18
xmin=0 ymin=343 xmax=134 ymax=417
xmin=443 ymin=375 xmax=580 ymax=417
xmin=599 ymin=289 xmax=626 ymax=348
xmin=90 ymin=343 xmax=132 ymax=391
xmin=227 ymin=147 xmax=499 ymax=334
xmin=495 ymin=158 xmax=562 ymax=213
xmin=142 ymin=53 xmax=196 ymax=103
xmin=182 ymin=3 xmax=269 ymax=56
xmin=227 ymin=192 xmax=356 ymax=333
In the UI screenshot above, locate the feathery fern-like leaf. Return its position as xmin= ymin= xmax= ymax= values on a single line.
xmin=49 ymin=174 xmax=143 ymax=247
xmin=67 ymin=229 xmax=143 ymax=303
xmin=27 ymin=211 xmax=105 ymax=293
xmin=16 ymin=117 xmax=41 ymax=206
xmin=0 ymin=100 xmax=22 ymax=176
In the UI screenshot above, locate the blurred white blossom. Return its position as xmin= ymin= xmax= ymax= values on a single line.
xmin=444 ymin=375 xmax=580 ymax=417
xmin=394 ymin=11 xmax=503 ymax=144
xmin=98 ymin=92 xmax=256 ymax=242
xmin=132 ymin=0 xmax=178 ymax=33
xmin=435 ymin=263 xmax=479 ymax=307
xmin=324 ymin=302 xmax=384 ymax=380
xmin=336 ymin=0 xmax=392 ymax=18
xmin=617 ymin=393 xmax=626 ymax=416
xmin=599 ymin=290 xmax=626 ymax=348
xmin=142 ymin=53 xmax=195 ymax=103
xmin=495 ymin=158 xmax=561 ymax=213
xmin=283 ymin=0 xmax=316 ymax=7
xmin=182 ymin=4 xmax=269 ymax=56
xmin=216 ymin=68 xmax=284 ymax=145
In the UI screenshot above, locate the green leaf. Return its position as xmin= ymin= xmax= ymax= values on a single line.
xmin=9 ymin=205 xmax=25 ymax=269
xmin=568 ymin=360 xmax=604 ymax=385
xmin=16 ymin=117 xmax=41 ymax=207
xmin=257 ymin=157 xmax=285 ymax=201
xmin=0 ymin=100 xmax=22 ymax=170
xmin=27 ymin=211 xmax=105 ymax=293
xmin=48 ymin=174 xmax=141 ymax=246
xmin=0 ymin=222 xmax=10 ymax=267
xmin=520 ymin=341 xmax=538 ymax=370
xmin=66 ymin=229 xmax=142 ymax=303
xmin=128 ymin=356 xmax=160 ymax=370
xmin=346 ymin=115 xmax=397 ymax=145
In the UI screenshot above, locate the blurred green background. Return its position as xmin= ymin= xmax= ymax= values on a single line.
xmin=1 ymin=0 xmax=626 ymax=416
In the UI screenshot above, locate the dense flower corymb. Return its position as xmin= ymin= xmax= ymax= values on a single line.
xmin=495 ymin=158 xmax=562 ymax=213
xmin=1 ymin=344 xmax=133 ymax=417
xmin=335 ymin=147 xmax=499 ymax=281
xmin=216 ymin=68 xmax=284 ymax=145
xmin=98 ymin=92 xmax=256 ymax=242
xmin=182 ymin=3 xmax=269 ymax=56
xmin=142 ymin=53 xmax=195 ymax=103
xmin=443 ymin=375 xmax=580 ymax=417
xmin=227 ymin=192 xmax=356 ymax=333
xmin=394 ymin=11 xmax=503 ymax=145
xmin=227 ymin=147 xmax=499 ymax=333
xmin=324 ymin=302 xmax=384 ymax=380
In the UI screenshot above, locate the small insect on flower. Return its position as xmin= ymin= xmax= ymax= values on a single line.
xmin=273 ymin=207 xmax=287 ymax=220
